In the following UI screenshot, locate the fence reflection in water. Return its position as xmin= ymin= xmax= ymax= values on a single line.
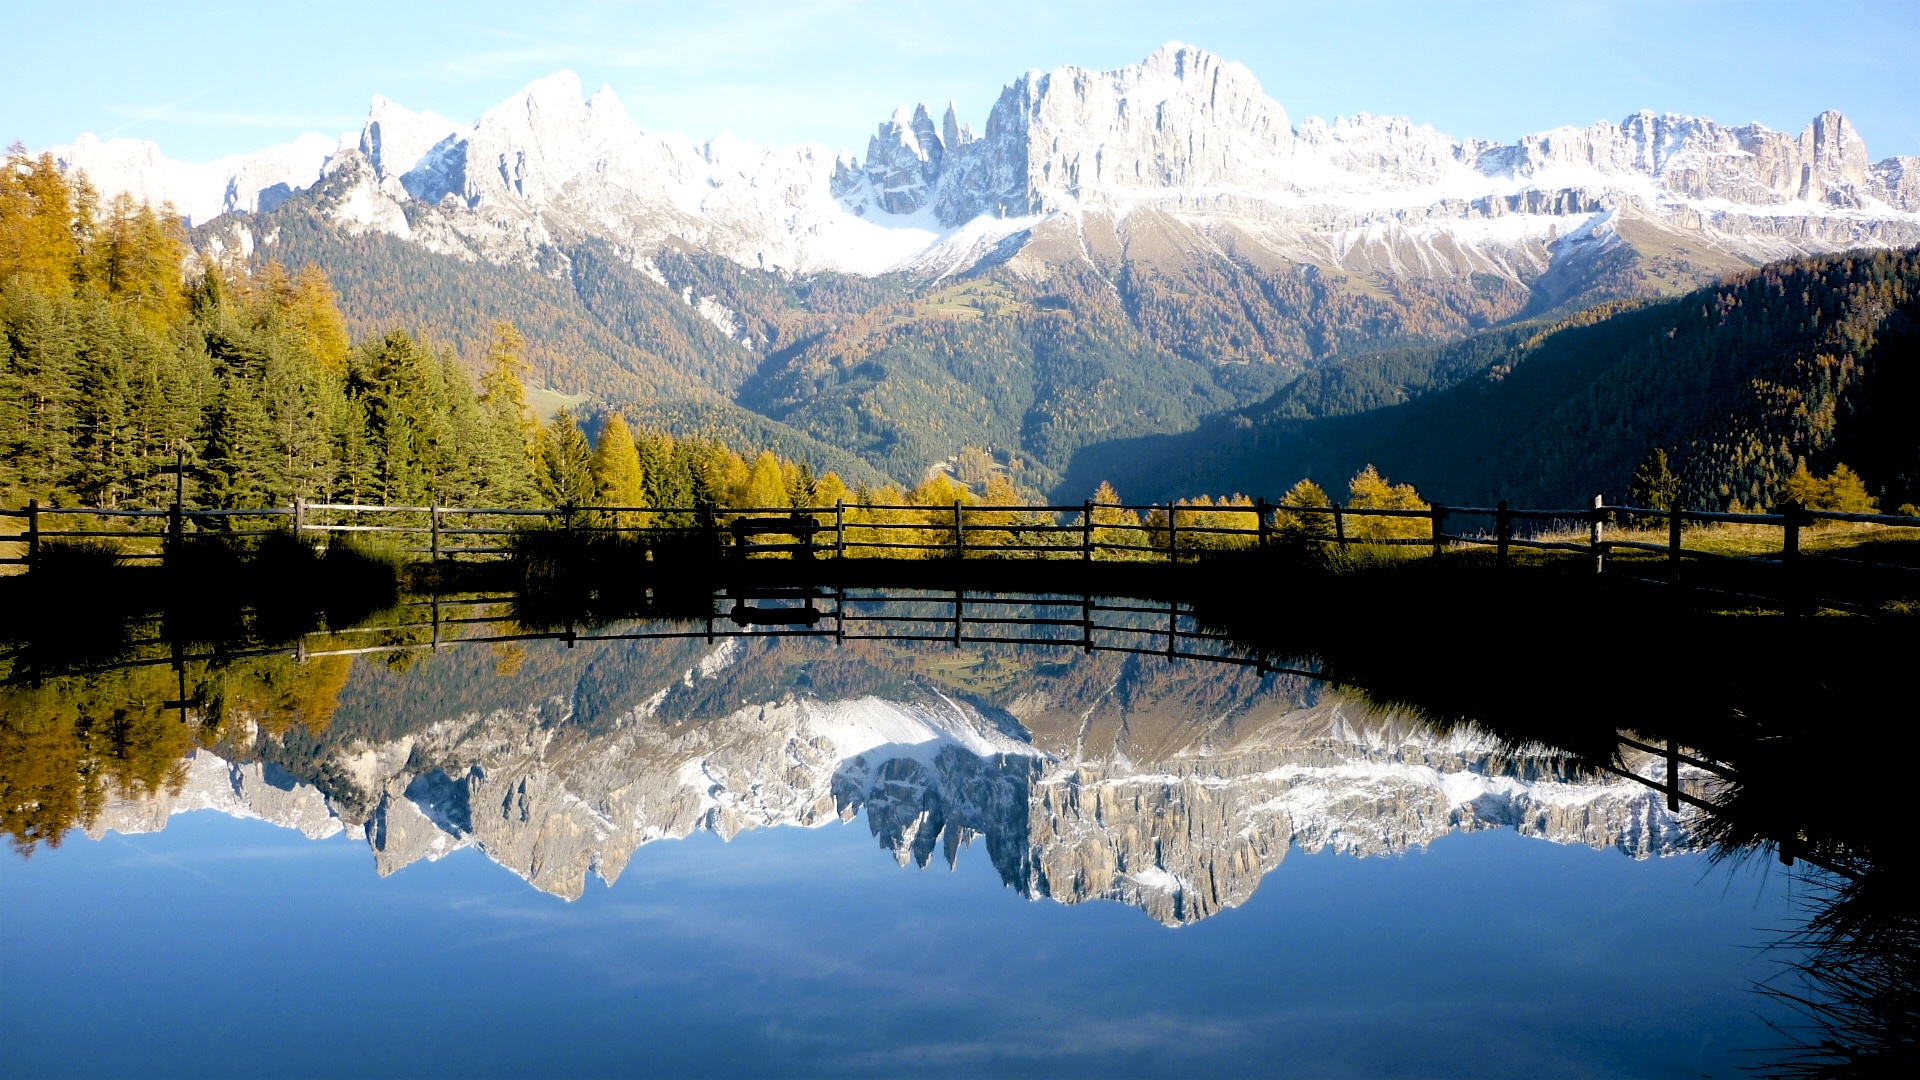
xmin=303 ymin=588 xmax=1312 ymax=679
xmin=6 ymin=580 xmax=1766 ymax=869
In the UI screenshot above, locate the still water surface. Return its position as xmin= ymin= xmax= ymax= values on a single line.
xmin=2 ymin=595 xmax=1793 ymax=1078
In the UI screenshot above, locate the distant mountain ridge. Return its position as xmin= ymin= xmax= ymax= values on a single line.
xmin=53 ymin=43 xmax=1920 ymax=286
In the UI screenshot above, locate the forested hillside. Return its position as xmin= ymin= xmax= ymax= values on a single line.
xmin=1065 ymin=248 xmax=1920 ymax=513
xmin=200 ymin=161 xmax=1611 ymax=490
xmin=0 ymin=149 xmax=885 ymax=513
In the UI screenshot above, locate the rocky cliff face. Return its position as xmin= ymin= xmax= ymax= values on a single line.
xmin=88 ymin=639 xmax=1690 ymax=925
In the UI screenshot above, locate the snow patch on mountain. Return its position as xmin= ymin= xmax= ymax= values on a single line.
xmin=54 ymin=131 xmax=342 ymax=225
xmin=686 ymin=289 xmax=743 ymax=342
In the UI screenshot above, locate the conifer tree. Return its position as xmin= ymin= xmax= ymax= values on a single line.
xmin=1278 ymin=478 xmax=1333 ymax=537
xmin=1782 ymin=461 xmax=1877 ymax=513
xmin=1090 ymin=481 xmax=1144 ymax=553
xmin=261 ymin=346 xmax=340 ymax=502
xmin=203 ymin=373 xmax=278 ymax=508
xmin=1629 ymin=449 xmax=1680 ymax=511
xmin=637 ymin=431 xmax=695 ymax=524
xmin=812 ymin=471 xmax=851 ymax=509
xmin=475 ymin=321 xmax=537 ymax=505
xmin=783 ymin=459 xmax=817 ymax=509
xmin=741 ymin=450 xmax=789 ymax=509
xmin=67 ymin=302 xmax=143 ymax=507
xmin=284 ymin=265 xmax=350 ymax=375
xmin=535 ymin=408 xmax=597 ymax=509
xmin=0 ymin=147 xmax=85 ymax=290
xmin=591 ymin=412 xmax=646 ymax=517
xmin=1 ymin=283 xmax=81 ymax=502
xmin=87 ymin=194 xmax=187 ymax=328
xmin=705 ymin=445 xmax=750 ymax=507
xmin=1346 ymin=465 xmax=1428 ymax=540
xmin=334 ymin=397 xmax=376 ymax=504
xmin=356 ymin=329 xmax=456 ymax=504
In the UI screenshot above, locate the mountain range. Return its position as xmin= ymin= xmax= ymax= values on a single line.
xmin=43 ymin=43 xmax=1920 ymax=499
xmin=56 ymin=44 xmax=1920 ymax=278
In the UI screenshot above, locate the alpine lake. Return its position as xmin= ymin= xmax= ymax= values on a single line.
xmin=2 ymin=570 xmax=1902 ymax=1079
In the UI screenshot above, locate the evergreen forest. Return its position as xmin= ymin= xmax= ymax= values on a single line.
xmin=0 ymin=150 xmax=882 ymax=516
xmin=1065 ymin=248 xmax=1920 ymax=514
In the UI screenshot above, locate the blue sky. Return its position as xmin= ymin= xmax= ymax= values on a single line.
xmin=3 ymin=0 xmax=1917 ymax=162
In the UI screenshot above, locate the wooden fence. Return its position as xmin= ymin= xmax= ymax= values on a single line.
xmin=3 ymin=494 xmax=1917 ymax=590
xmin=32 ymin=589 xmax=1292 ymax=674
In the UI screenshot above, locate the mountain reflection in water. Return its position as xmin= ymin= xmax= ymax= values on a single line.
xmin=6 ymin=582 xmax=1911 ymax=1078
xmin=44 ymin=594 xmax=1692 ymax=925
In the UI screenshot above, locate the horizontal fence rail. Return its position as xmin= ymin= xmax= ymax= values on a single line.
xmin=4 ymin=495 xmax=1917 ymax=605
xmin=1 ymin=588 xmax=1315 ymax=688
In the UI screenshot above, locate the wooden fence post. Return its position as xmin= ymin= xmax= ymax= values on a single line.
xmin=430 ymin=499 xmax=441 ymax=562
xmin=1779 ymin=499 xmax=1808 ymax=614
xmin=169 ymin=447 xmax=185 ymax=563
xmin=835 ymin=500 xmax=845 ymax=558
xmin=1430 ymin=504 xmax=1448 ymax=559
xmin=1082 ymin=500 xmax=1093 ymax=562
xmin=1495 ymin=500 xmax=1512 ymax=568
xmin=1332 ymin=502 xmax=1346 ymax=547
xmin=1667 ymin=502 xmax=1684 ymax=583
xmin=954 ymin=500 xmax=965 ymax=559
xmin=1256 ymin=498 xmax=1271 ymax=549
xmin=293 ymin=496 xmax=305 ymax=543
xmin=25 ymin=499 xmax=38 ymax=568
xmin=1780 ymin=499 xmax=1802 ymax=564
xmin=1666 ymin=737 xmax=1682 ymax=812
xmin=1590 ymin=494 xmax=1605 ymax=574
xmin=1166 ymin=505 xmax=1179 ymax=563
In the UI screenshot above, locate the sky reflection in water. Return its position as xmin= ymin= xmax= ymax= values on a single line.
xmin=6 ymin=806 xmax=1788 ymax=1079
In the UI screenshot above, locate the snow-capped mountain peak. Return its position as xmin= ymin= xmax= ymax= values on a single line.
xmin=358 ymin=94 xmax=458 ymax=184
xmin=43 ymin=41 xmax=1920 ymax=285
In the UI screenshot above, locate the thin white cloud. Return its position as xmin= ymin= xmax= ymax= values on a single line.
xmin=101 ymin=85 xmax=212 ymax=137
xmin=105 ymin=104 xmax=360 ymax=130
xmin=440 ymin=0 xmax=879 ymax=79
